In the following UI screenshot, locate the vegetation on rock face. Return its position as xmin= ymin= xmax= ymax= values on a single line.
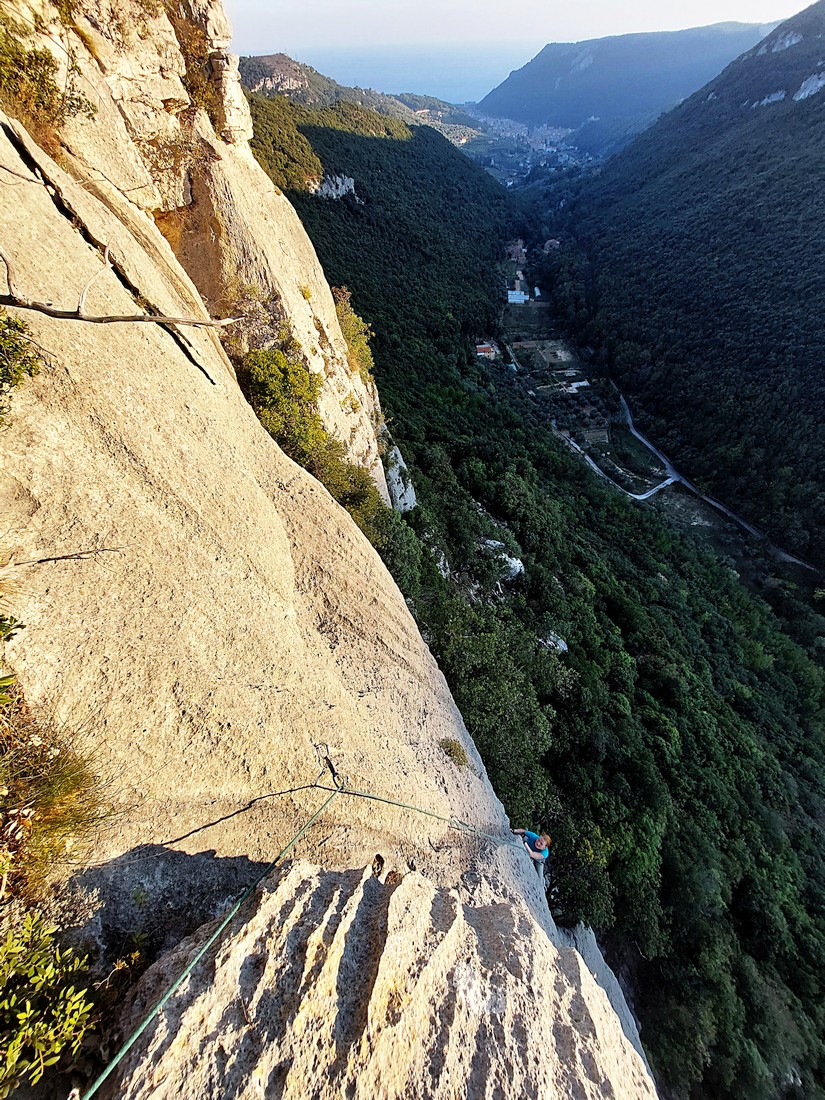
xmin=252 ymin=91 xmax=825 ymax=1099
xmin=163 ymin=0 xmax=220 ymax=125
xmin=0 ymin=311 xmax=41 ymax=424
xmin=0 ymin=14 xmax=93 ymax=136
xmin=237 ymin=330 xmax=388 ymax=545
xmin=0 ymin=912 xmax=93 ymax=1096
xmin=332 ymin=286 xmax=374 ymax=385
xmin=0 ymin=690 xmax=112 ymax=905
xmin=439 ymin=737 xmax=468 ymax=768
xmin=0 ymin=564 xmax=107 ymax=1095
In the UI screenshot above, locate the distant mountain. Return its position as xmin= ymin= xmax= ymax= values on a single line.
xmin=239 ymin=54 xmax=480 ymax=143
xmin=479 ymin=22 xmax=776 ymax=155
xmin=553 ymin=1 xmax=825 ymax=566
xmin=264 ymin=43 xmax=535 ymax=104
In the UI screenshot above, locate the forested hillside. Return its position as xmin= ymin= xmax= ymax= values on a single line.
xmin=248 ymin=94 xmax=511 ymax=370
xmin=241 ymin=55 xmax=478 ymax=141
xmin=537 ymin=2 xmax=825 ymax=567
xmin=249 ymin=91 xmax=825 ymax=1099
xmin=478 ymin=22 xmax=772 ymax=155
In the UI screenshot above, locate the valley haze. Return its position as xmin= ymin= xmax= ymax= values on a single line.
xmin=224 ymin=0 xmax=809 ymax=100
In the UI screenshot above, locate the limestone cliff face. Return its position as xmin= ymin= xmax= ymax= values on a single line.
xmin=0 ymin=4 xmax=655 ymax=1096
xmin=106 ymin=864 xmax=656 ymax=1100
xmin=3 ymin=0 xmax=388 ymax=497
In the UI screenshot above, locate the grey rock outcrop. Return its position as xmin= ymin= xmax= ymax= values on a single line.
xmin=386 ymin=445 xmax=418 ymax=513
xmin=308 ymin=173 xmax=361 ymax=200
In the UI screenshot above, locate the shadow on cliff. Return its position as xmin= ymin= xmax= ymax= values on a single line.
xmin=72 ymin=844 xmax=273 ymax=963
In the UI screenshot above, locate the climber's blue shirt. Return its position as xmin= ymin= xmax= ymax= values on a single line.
xmin=524 ymin=831 xmax=549 ymax=860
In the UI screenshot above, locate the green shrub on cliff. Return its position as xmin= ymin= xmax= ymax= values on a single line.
xmin=0 ymin=571 xmax=105 ymax=1095
xmin=241 ymin=347 xmax=328 ymax=465
xmin=0 ymin=15 xmax=93 ymax=134
xmin=239 ymin=346 xmax=388 ymax=544
xmin=0 ymin=913 xmax=93 ymax=1096
xmin=333 ymin=286 xmax=374 ymax=385
xmin=0 ymin=311 xmax=41 ymax=424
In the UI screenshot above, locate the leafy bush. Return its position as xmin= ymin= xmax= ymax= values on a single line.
xmin=332 ymin=286 xmax=374 ymax=384
xmin=0 ymin=912 xmax=93 ymax=1096
xmin=0 ymin=15 xmax=93 ymax=133
xmin=241 ymin=346 xmax=328 ymax=467
xmin=239 ymin=345 xmax=389 ymax=545
xmin=0 ymin=311 xmax=41 ymax=424
xmin=0 ymin=569 xmax=107 ymax=1095
xmin=439 ymin=737 xmax=468 ymax=768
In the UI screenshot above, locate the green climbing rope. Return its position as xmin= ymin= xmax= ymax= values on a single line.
xmin=314 ymin=781 xmax=522 ymax=850
xmin=79 ymin=757 xmax=522 ymax=1099
xmin=80 ymin=787 xmax=341 ymax=1100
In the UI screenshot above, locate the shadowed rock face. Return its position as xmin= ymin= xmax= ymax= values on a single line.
xmin=1 ymin=1 xmax=656 ymax=1095
xmin=104 ymin=862 xmax=658 ymax=1100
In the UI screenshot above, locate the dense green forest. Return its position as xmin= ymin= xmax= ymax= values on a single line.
xmin=249 ymin=92 xmax=825 ymax=1099
xmin=529 ymin=3 xmax=825 ymax=568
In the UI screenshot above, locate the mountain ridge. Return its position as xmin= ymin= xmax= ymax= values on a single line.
xmin=239 ymin=52 xmax=480 ymax=142
xmin=479 ymin=20 xmax=777 ymax=155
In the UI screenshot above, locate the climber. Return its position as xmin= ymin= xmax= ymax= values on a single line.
xmin=513 ymin=828 xmax=551 ymax=876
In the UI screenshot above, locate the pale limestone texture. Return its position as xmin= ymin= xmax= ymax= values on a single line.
xmin=0 ymin=2 xmax=656 ymax=1093
xmin=104 ymin=863 xmax=658 ymax=1100
xmin=4 ymin=0 xmax=388 ymax=496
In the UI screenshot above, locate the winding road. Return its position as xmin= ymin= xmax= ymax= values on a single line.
xmin=613 ymin=396 xmax=816 ymax=571
xmin=506 ymin=339 xmax=816 ymax=572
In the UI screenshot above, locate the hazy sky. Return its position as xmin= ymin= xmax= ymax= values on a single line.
xmin=225 ymin=0 xmax=807 ymax=53
xmin=223 ymin=0 xmax=810 ymax=101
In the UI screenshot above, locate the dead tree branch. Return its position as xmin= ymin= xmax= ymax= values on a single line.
xmin=0 ymin=247 xmax=239 ymax=328
xmin=77 ymin=243 xmax=111 ymax=316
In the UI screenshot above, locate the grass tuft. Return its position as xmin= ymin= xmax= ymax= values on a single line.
xmin=439 ymin=737 xmax=468 ymax=768
xmin=0 ymin=692 xmax=116 ymax=905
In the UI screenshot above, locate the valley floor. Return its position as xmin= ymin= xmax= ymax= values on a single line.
xmin=495 ymin=302 xmax=818 ymax=577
